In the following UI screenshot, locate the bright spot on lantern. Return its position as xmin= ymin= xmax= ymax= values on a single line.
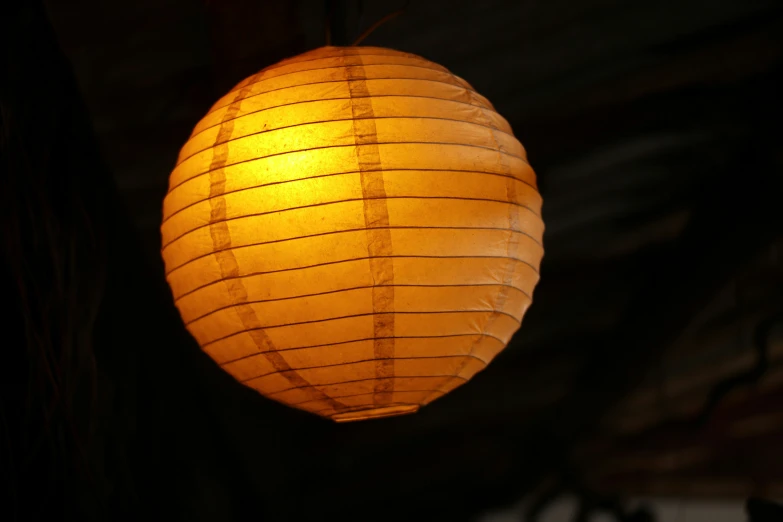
xmin=161 ymin=46 xmax=544 ymax=422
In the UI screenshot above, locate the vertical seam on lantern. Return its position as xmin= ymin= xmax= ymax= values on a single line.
xmin=345 ymin=52 xmax=396 ymax=408
xmin=204 ymin=72 xmax=349 ymax=413
xmin=420 ymin=103 xmax=520 ymax=406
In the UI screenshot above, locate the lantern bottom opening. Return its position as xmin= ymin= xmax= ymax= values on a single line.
xmin=331 ymin=404 xmax=419 ymax=423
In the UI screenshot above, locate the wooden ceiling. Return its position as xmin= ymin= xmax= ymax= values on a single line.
xmin=37 ymin=0 xmax=783 ymax=519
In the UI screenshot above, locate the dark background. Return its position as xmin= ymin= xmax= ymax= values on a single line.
xmin=2 ymin=0 xmax=782 ymax=521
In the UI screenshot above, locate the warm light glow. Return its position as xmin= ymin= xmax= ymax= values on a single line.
xmin=161 ymin=46 xmax=544 ymax=422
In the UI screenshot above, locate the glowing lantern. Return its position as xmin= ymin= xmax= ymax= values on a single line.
xmin=161 ymin=46 xmax=544 ymax=422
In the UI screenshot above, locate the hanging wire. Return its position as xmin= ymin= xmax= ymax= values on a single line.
xmin=355 ymin=0 xmax=364 ymax=43
xmin=325 ymin=3 xmax=332 ymax=45
xmin=352 ymin=0 xmax=410 ymax=46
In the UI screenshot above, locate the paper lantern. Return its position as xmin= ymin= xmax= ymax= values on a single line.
xmin=161 ymin=46 xmax=544 ymax=422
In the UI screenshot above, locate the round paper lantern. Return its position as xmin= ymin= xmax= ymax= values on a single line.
xmin=161 ymin=46 xmax=544 ymax=422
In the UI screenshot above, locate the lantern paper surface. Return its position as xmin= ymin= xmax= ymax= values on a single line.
xmin=161 ymin=46 xmax=544 ymax=422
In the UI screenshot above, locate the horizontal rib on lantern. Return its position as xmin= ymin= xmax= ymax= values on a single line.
xmin=161 ymin=45 xmax=544 ymax=422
